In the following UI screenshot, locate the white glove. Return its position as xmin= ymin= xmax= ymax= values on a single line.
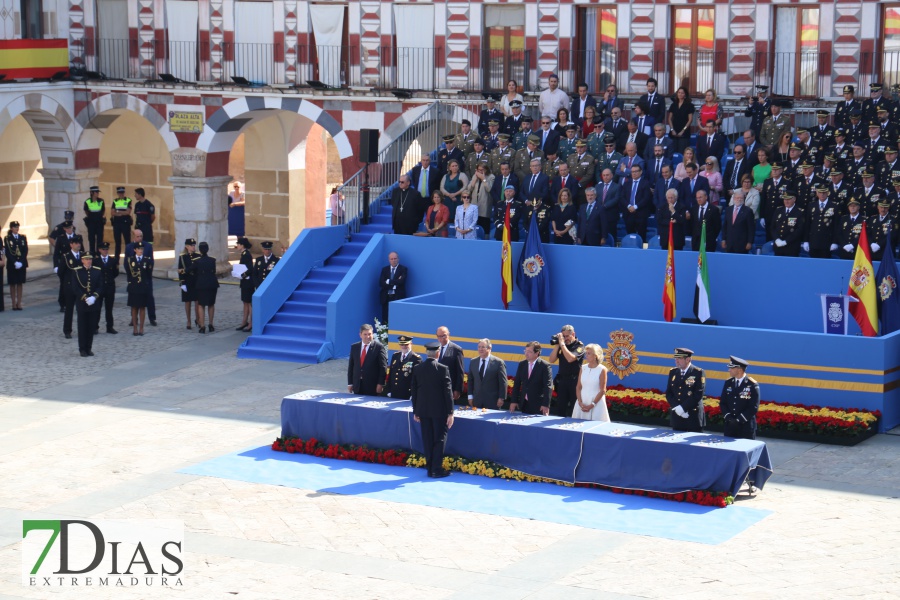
xmin=674 ymin=405 xmax=688 ymax=419
xmin=54 ymin=267 xmax=58 ymax=274
xmin=830 ymin=244 xmax=839 ymax=252
xmin=385 ymin=279 xmax=390 ymax=285
xmin=759 ymin=218 xmax=765 ymax=228
xmin=181 ymin=284 xmax=187 ymax=292
xmin=871 ymin=243 xmax=881 ymax=253
xmin=386 ymin=393 xmax=391 ymax=398
xmin=801 ymin=242 xmax=809 ymax=252
xmin=85 ymin=296 xmax=96 ymax=306
xmin=843 ymin=244 xmax=854 ymax=253
xmin=14 ymin=261 xmax=22 ymax=269
xmin=775 ymin=239 xmax=787 ymax=247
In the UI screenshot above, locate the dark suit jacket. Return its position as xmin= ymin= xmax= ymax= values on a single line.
xmin=696 ymin=132 xmax=728 ymax=165
xmin=550 ymin=174 xmax=580 ymax=204
xmin=722 ymin=204 xmax=756 ymax=252
xmin=599 ymin=96 xmax=625 ymax=120
xmin=511 ymin=358 xmax=553 ymax=412
xmin=570 ymin=95 xmax=598 ymax=127
xmin=690 ymin=202 xmax=722 ymax=252
xmin=467 ymin=354 xmax=508 ymax=409
xmin=678 ymin=176 xmax=711 ymax=211
xmin=490 ymin=172 xmax=520 ymax=203
xmin=617 ymin=131 xmax=649 ymax=158
xmin=619 ymin=177 xmax=653 ymax=217
xmin=379 ymin=264 xmax=408 ymax=305
xmin=391 ymin=188 xmax=426 ymax=235
xmin=194 ymin=255 xmax=219 ymax=291
xmin=632 ymin=115 xmax=656 ymax=137
xmin=536 ymin=129 xmax=561 ymax=156
xmin=604 ymin=118 xmax=629 ymax=152
xmin=348 ymin=341 xmax=388 ymax=396
xmin=410 ymin=164 xmax=441 ymax=197
xmin=723 ymin=157 xmax=752 ymax=197
xmin=438 ymin=342 xmax=465 ymax=396
xmin=410 ymin=358 xmax=453 ymax=419
xmin=577 ymin=201 xmax=605 ymax=246
xmin=646 ymin=158 xmax=672 ymax=185
xmin=656 ymin=202 xmax=688 ymax=250
xmin=598 ymin=181 xmax=621 ymax=240
xmin=639 ymin=92 xmax=667 ymax=125
xmin=644 ymin=137 xmax=674 ymax=163
xmin=519 ymin=172 xmax=550 ymax=204
xmin=653 ymin=176 xmax=680 ymax=209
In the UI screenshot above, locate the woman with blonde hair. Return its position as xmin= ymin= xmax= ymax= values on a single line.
xmin=698 ymin=88 xmax=722 ymax=129
xmin=573 ymin=343 xmax=610 ymax=422
xmin=674 ymin=147 xmax=696 ymax=181
xmin=700 ymin=155 xmax=724 ymax=205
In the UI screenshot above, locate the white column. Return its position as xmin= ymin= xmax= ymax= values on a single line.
xmin=168 ymin=175 xmax=233 ymax=277
xmin=38 ymin=168 xmax=103 ymax=246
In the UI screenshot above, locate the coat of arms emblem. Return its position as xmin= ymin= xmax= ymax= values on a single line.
xmin=604 ymin=329 xmax=639 ymax=379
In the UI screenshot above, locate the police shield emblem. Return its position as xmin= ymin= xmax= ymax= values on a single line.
xmin=604 ymin=329 xmax=639 ymax=379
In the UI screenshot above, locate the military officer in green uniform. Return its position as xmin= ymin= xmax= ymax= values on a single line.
xmin=558 ymin=124 xmax=579 ymax=162
xmin=866 ymin=198 xmax=898 ymax=261
xmin=83 ymin=185 xmax=106 ymax=256
xmin=837 ymin=196 xmax=865 ymax=258
xmin=760 ymin=100 xmax=791 ymax=147
xmin=568 ymin=139 xmax=597 ymax=190
xmin=490 ymin=134 xmax=515 ymax=177
xmin=466 ymin=138 xmax=492 ymax=178
xmin=110 ymin=185 xmax=133 ymax=261
xmin=384 ymin=335 xmax=421 ymax=400
xmin=511 ymin=116 xmax=534 ymax=152
xmin=542 ymin=150 xmax=565 ymax=180
xmin=595 ymin=135 xmax=622 ymax=179
xmin=456 ymin=119 xmax=478 ymax=156
xmin=665 ymin=348 xmax=706 ymax=433
xmin=513 ymin=135 xmax=544 ymax=182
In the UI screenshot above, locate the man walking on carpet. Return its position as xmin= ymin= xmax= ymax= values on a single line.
xmin=410 ymin=342 xmax=455 ymax=478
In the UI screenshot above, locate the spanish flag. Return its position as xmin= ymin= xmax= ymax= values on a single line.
xmin=501 ymin=203 xmax=513 ymax=309
xmin=0 ymin=40 xmax=69 ymax=79
xmin=848 ymin=225 xmax=878 ymax=336
xmin=663 ymin=219 xmax=676 ymax=322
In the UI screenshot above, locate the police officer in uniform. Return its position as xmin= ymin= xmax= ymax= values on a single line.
xmin=60 ymin=234 xmax=84 ymax=339
xmin=524 ymin=196 xmax=552 ymax=243
xmin=410 ymin=341 xmax=455 ymax=478
xmin=832 ymin=130 xmax=852 ymax=165
xmin=835 ymin=85 xmax=860 ymax=131
xmin=110 ymin=186 xmax=133 ymax=261
xmin=133 ymin=187 xmax=156 ymax=244
xmin=70 ymin=253 xmax=104 ymax=357
xmin=803 ymin=184 xmax=839 ymax=258
xmin=548 ymin=325 xmax=585 ymax=418
xmin=846 ymin=109 xmax=867 ymax=145
xmin=866 ymin=199 xmax=898 ymax=261
xmin=837 ymin=196 xmax=865 ymax=258
xmin=857 ymin=168 xmax=885 ymax=217
xmin=437 ymin=135 xmax=464 ymax=178
xmin=178 ymin=238 xmax=201 ymax=329
xmin=53 ymin=220 xmax=77 ymax=311
xmin=771 ymin=189 xmax=805 ymax=256
xmin=846 ymin=142 xmax=870 ymax=189
xmin=490 ymin=134 xmax=515 ymax=176
xmin=466 ymin=138 xmax=491 ymax=179
xmin=877 ymin=147 xmax=900 ymax=190
xmin=862 ymin=82 xmax=893 ymax=125
xmin=94 ymin=241 xmax=119 ymax=334
xmin=253 ymin=240 xmax=280 ymax=287
xmin=719 ymin=356 xmax=760 ymax=440
xmin=665 ymin=348 xmax=706 ymax=433
xmin=478 ymin=97 xmax=502 ymax=136
xmin=829 ymin=168 xmax=852 ymax=214
xmin=482 ymin=120 xmax=502 ymax=151
xmin=83 ymin=185 xmax=106 ymax=256
xmin=744 ymin=85 xmax=771 ymax=138
xmin=812 ymin=110 xmax=837 ymax=157
xmin=48 ymin=210 xmax=76 ymax=258
xmin=493 ymin=185 xmax=523 ymax=241
xmin=505 ymin=100 xmax=526 ymax=138
xmin=384 ymin=335 xmax=422 ymax=400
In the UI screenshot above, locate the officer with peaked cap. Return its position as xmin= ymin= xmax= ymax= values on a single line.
xmin=720 ymin=356 xmax=760 ymax=441
xmin=384 ymin=335 xmax=422 ymax=400
xmin=665 ymin=348 xmax=706 ymax=433
xmin=410 ymin=341 xmax=454 ymax=478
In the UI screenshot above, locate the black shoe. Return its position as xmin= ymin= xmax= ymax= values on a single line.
xmin=79 ymin=351 xmax=88 ymax=357
xmin=107 ymin=328 xmax=117 ymax=334
xmin=65 ymin=333 xmax=72 ymax=339
xmin=236 ymin=324 xmax=248 ymax=331
xmin=198 ymin=326 xmax=206 ymax=334
xmin=208 ymin=325 xmax=215 ymax=332
xmin=430 ymin=469 xmax=451 ymax=479
xmin=150 ymin=320 xmax=157 ymax=326
xmin=87 ymin=351 xmax=95 ymax=357
xmin=129 ymin=322 xmax=134 ymax=327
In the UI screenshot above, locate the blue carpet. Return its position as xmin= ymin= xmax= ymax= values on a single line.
xmin=181 ymin=446 xmax=772 ymax=545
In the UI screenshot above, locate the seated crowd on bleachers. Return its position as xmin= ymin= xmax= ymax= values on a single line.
xmin=390 ymin=76 xmax=900 ymax=259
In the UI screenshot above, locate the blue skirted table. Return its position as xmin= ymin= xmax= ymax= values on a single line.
xmin=281 ymin=391 xmax=773 ymax=496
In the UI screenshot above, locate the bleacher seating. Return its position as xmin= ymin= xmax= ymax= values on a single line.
xmin=621 ymin=234 xmax=643 ymax=248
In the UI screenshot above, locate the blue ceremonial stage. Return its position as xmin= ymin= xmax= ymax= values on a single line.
xmin=278 ymin=391 xmax=772 ymax=497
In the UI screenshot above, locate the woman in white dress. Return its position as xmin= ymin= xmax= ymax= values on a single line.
xmin=454 ymin=192 xmax=478 ymax=239
xmin=572 ymin=343 xmax=611 ymax=422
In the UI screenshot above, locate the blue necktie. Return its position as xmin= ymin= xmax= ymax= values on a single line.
xmin=630 ymin=180 xmax=638 ymax=206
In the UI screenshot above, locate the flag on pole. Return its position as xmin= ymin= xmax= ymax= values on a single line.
xmin=663 ymin=219 xmax=676 ymax=322
xmin=516 ymin=210 xmax=551 ymax=312
xmin=693 ymin=220 xmax=711 ymax=323
xmin=501 ymin=203 xmax=513 ymax=309
xmin=876 ymin=240 xmax=900 ymax=334
xmin=847 ymin=225 xmax=878 ymax=336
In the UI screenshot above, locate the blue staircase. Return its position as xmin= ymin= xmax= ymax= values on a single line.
xmin=237 ymin=203 xmax=393 ymax=363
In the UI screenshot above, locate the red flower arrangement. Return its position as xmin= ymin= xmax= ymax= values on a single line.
xmin=272 ymin=436 xmax=733 ymax=508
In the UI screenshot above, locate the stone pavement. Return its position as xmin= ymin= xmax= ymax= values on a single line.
xmin=1 ymin=273 xmax=899 ymax=599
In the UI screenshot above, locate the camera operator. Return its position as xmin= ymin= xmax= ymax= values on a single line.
xmin=548 ymin=324 xmax=585 ymax=417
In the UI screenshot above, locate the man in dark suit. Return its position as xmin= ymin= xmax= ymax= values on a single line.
xmin=384 ymin=335 xmax=422 ymax=400
xmin=391 ymin=175 xmax=426 ymax=235
xmin=722 ymin=189 xmax=756 ymax=253
xmin=509 ymin=342 xmax=553 ymax=415
xmin=665 ymin=348 xmax=706 ymax=433
xmin=94 ymin=242 xmax=119 ymax=334
xmin=467 ymin=338 xmax=508 ymax=410
xmin=410 ymin=155 xmax=441 ymax=199
xmin=490 ymin=162 xmax=519 ymax=204
xmin=696 ymin=119 xmax=728 ymax=165
xmin=519 ymin=158 xmax=550 ymax=204
xmin=646 ymin=144 xmax=672 ymax=185
xmin=378 ymin=252 xmax=407 ymax=323
xmin=653 ymin=164 xmax=679 ymax=209
xmin=723 ymin=144 xmax=752 ymax=201
xmin=436 ymin=326 xmax=465 ymax=403
xmin=656 ymin=189 xmax=687 ymax=250
xmin=577 ymin=186 xmax=605 ymax=246
xmin=437 ymin=135 xmax=464 ymax=178
xmin=603 ymin=107 xmax=628 ymax=152
xmin=535 ymin=117 xmax=561 ymax=156
xmin=550 ymin=162 xmax=580 ymax=204
xmin=347 ymin=323 xmax=388 ymax=396
xmin=690 ymin=190 xmax=721 ymax=252
xmin=599 ymin=85 xmax=625 ymax=121
xmin=643 ymin=123 xmax=674 ymax=164
xmin=410 ymin=342 xmax=455 ymax=478
xmin=596 ymin=169 xmax=621 ymax=243
xmin=620 ymin=163 xmax=653 ymax=241
xmin=741 ymin=130 xmax=761 ymax=169
xmin=638 ymin=78 xmax=667 ymax=125
xmin=678 ymin=162 xmax=711 ymax=211
xmin=617 ymin=121 xmax=648 ymax=159
xmin=570 ymin=83 xmax=598 ymax=127
xmin=631 ymin=101 xmax=656 ymax=137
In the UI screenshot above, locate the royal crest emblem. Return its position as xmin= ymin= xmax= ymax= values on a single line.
xmin=828 ymin=302 xmax=843 ymax=323
xmin=880 ymin=275 xmax=897 ymax=301
xmin=851 ymin=265 xmax=872 ymax=291
xmin=604 ymin=329 xmax=639 ymax=379
xmin=522 ymin=254 xmax=545 ymax=278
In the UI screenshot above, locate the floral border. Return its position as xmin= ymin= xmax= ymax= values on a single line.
xmin=272 ymin=436 xmax=734 ymax=508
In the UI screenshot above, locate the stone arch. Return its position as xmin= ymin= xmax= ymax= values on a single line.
xmin=0 ymin=93 xmax=76 ymax=169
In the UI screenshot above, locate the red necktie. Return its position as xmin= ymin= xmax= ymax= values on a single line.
xmin=360 ymin=344 xmax=367 ymax=366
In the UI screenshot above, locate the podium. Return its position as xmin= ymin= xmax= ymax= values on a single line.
xmin=819 ymin=294 xmax=851 ymax=335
